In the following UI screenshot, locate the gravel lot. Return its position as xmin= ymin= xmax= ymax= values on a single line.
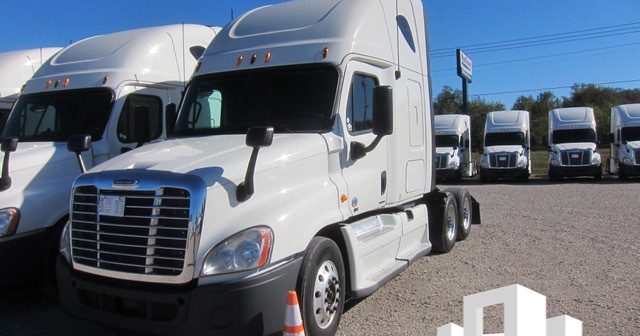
xmin=1 ymin=177 xmax=639 ymax=335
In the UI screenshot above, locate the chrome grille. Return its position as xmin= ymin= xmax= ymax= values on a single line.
xmin=560 ymin=149 xmax=591 ymax=166
xmin=489 ymin=152 xmax=517 ymax=168
xmin=71 ymin=186 xmax=191 ymax=277
xmin=435 ymin=154 xmax=449 ymax=169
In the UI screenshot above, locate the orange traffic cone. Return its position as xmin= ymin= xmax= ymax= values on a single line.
xmin=283 ymin=290 xmax=305 ymax=336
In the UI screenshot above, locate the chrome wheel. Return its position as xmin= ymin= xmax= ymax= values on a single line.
xmin=446 ymin=201 xmax=457 ymax=241
xmin=462 ymin=196 xmax=471 ymax=232
xmin=313 ymin=260 xmax=341 ymax=329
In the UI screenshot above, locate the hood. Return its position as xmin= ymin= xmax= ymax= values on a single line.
xmin=624 ymin=141 xmax=640 ymax=150
xmin=92 ymin=134 xmax=329 ymax=186
xmin=484 ymin=145 xmax=524 ymax=154
xmin=0 ymin=142 xmax=83 ymax=233
xmin=552 ymin=143 xmax=597 ymax=151
xmin=8 ymin=142 xmax=77 ymax=172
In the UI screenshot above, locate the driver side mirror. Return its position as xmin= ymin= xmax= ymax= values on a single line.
xmin=372 ymin=86 xmax=393 ymax=136
xmin=67 ymin=135 xmax=92 ymax=173
xmin=134 ymin=106 xmax=151 ymax=146
xmin=237 ymin=126 xmax=274 ymax=202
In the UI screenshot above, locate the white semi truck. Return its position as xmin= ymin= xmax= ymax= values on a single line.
xmin=608 ymin=104 xmax=640 ymax=179
xmin=480 ymin=110 xmax=531 ymax=182
xmin=56 ymin=1 xmax=481 ymax=335
xmin=547 ymin=107 xmax=602 ymax=180
xmin=0 ymin=24 xmax=216 ymax=288
xmin=434 ymin=114 xmax=476 ymax=181
xmin=0 ymin=48 xmax=62 ymax=130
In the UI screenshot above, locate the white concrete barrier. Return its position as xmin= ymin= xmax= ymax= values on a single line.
xmin=437 ymin=284 xmax=582 ymax=336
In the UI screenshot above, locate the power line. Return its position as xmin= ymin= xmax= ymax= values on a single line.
xmin=430 ymin=29 xmax=640 ymax=58
xmin=431 ymin=26 xmax=640 ymax=56
xmin=430 ymin=41 xmax=640 ymax=73
xmin=430 ymin=21 xmax=640 ymax=53
xmin=472 ymin=79 xmax=640 ymax=97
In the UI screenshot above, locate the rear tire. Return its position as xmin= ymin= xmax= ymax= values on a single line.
xmin=429 ymin=193 xmax=458 ymax=253
xmin=445 ymin=188 xmax=472 ymax=241
xmin=297 ymin=237 xmax=345 ymax=336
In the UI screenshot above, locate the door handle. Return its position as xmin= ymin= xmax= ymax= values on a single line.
xmin=381 ymin=171 xmax=387 ymax=195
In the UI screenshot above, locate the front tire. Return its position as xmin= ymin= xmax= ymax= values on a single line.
xmin=297 ymin=237 xmax=345 ymax=336
xmin=429 ymin=193 xmax=458 ymax=253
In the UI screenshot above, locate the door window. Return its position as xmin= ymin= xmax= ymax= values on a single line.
xmin=117 ymin=94 xmax=162 ymax=144
xmin=346 ymin=74 xmax=378 ymax=133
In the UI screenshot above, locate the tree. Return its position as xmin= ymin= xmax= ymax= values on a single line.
xmin=562 ymin=85 xmax=640 ymax=145
xmin=512 ymin=91 xmax=560 ymax=149
xmin=433 ymin=86 xmax=463 ymax=114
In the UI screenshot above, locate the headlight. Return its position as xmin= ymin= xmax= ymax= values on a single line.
xmin=591 ymin=152 xmax=601 ymax=165
xmin=623 ymin=157 xmax=633 ymax=165
xmin=517 ymin=157 xmax=528 ymax=168
xmin=448 ymin=159 xmax=459 ymax=169
xmin=0 ymin=207 xmax=20 ymax=237
xmin=201 ymin=226 xmax=273 ymax=276
xmin=59 ymin=221 xmax=72 ymax=264
xmin=551 ymin=159 xmax=561 ymax=167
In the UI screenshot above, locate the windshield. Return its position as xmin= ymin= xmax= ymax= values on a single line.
xmin=435 ymin=134 xmax=460 ymax=148
xmin=0 ymin=109 xmax=10 ymax=132
xmin=551 ymin=129 xmax=596 ymax=144
xmin=2 ymin=89 xmax=113 ymax=142
xmin=174 ymin=65 xmax=338 ymax=136
xmin=621 ymin=126 xmax=640 ymax=142
xmin=485 ymin=132 xmax=525 ymax=147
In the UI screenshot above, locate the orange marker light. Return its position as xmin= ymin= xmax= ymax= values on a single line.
xmin=322 ymin=47 xmax=330 ymax=59
xmin=340 ymin=194 xmax=348 ymax=203
xmin=258 ymin=230 xmax=271 ymax=267
xmin=236 ymin=55 xmax=244 ymax=66
xmin=250 ymin=54 xmax=257 ymax=64
xmin=63 ymin=78 xmax=70 ymax=87
xmin=45 ymin=80 xmax=52 ymax=89
xmin=54 ymin=79 xmax=61 ymax=88
xmin=264 ymin=52 xmax=272 ymax=63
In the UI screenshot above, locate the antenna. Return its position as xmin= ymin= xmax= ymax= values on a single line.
xmin=39 ymin=47 xmax=43 ymax=68
xmin=395 ymin=0 xmax=401 ymax=79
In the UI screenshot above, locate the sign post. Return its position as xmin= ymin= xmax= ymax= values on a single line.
xmin=456 ymin=49 xmax=473 ymax=115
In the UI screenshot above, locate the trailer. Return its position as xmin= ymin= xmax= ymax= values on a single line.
xmin=434 ymin=114 xmax=477 ymax=181
xmin=480 ymin=110 xmax=531 ymax=182
xmin=608 ymin=104 xmax=640 ymax=179
xmin=56 ymin=1 xmax=481 ymax=335
xmin=0 ymin=25 xmax=217 ymax=288
xmin=548 ymin=107 xmax=601 ymax=180
xmin=0 ymin=48 xmax=61 ymax=130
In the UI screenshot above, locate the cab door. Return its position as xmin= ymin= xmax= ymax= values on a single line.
xmin=105 ymin=86 xmax=169 ymax=161
xmin=339 ymin=62 xmax=388 ymax=216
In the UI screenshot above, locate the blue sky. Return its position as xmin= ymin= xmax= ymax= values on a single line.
xmin=2 ymin=0 xmax=639 ymax=107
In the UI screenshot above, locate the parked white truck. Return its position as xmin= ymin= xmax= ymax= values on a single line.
xmin=56 ymin=1 xmax=481 ymax=335
xmin=547 ymin=107 xmax=601 ymax=180
xmin=0 ymin=48 xmax=62 ymax=130
xmin=608 ymin=104 xmax=640 ymax=179
xmin=480 ymin=110 xmax=531 ymax=182
xmin=0 ymin=25 xmax=216 ymax=288
xmin=434 ymin=114 xmax=476 ymax=181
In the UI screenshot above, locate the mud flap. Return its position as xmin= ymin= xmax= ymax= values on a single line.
xmin=470 ymin=195 xmax=481 ymax=224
